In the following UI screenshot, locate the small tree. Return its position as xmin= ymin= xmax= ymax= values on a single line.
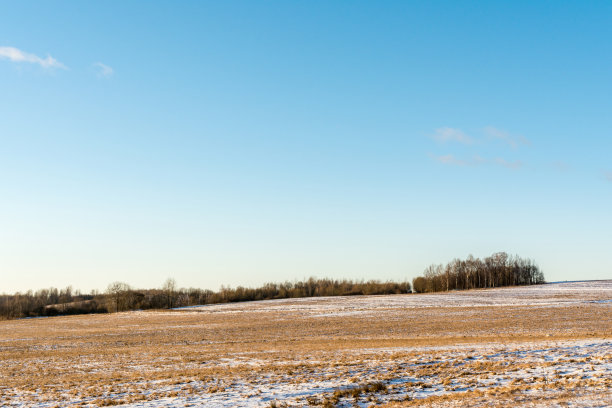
xmin=106 ymin=282 xmax=131 ymax=312
xmin=412 ymin=277 xmax=427 ymax=293
xmin=162 ymin=278 xmax=177 ymax=309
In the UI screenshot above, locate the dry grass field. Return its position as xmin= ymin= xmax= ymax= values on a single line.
xmin=1 ymin=281 xmax=611 ymax=407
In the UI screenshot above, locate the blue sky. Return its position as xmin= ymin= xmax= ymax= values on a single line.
xmin=1 ymin=1 xmax=611 ymax=292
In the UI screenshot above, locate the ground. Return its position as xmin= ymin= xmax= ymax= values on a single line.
xmin=1 ymin=281 xmax=611 ymax=407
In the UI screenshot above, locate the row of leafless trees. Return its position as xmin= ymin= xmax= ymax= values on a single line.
xmin=412 ymin=252 xmax=545 ymax=293
xmin=0 ymin=286 xmax=106 ymax=320
xmin=103 ymin=278 xmax=412 ymax=312
xmin=1 ymin=255 xmax=544 ymax=319
xmin=0 ymin=278 xmax=412 ymax=319
xmin=207 ymin=278 xmax=412 ymax=304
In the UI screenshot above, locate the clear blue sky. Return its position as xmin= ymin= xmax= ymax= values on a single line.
xmin=1 ymin=1 xmax=611 ymax=293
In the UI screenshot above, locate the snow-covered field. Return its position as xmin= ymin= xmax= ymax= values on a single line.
xmin=175 ymin=280 xmax=612 ymax=317
xmin=1 ymin=281 xmax=611 ymax=407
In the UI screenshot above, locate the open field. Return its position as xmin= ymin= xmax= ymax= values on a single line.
xmin=1 ymin=281 xmax=611 ymax=407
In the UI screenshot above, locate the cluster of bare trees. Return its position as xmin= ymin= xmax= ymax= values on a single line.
xmin=101 ymin=278 xmax=178 ymax=312
xmin=1 ymin=278 xmax=411 ymax=320
xmin=0 ymin=286 xmax=105 ymax=320
xmin=205 ymin=278 xmax=412 ymax=304
xmin=412 ymin=252 xmax=544 ymax=293
xmin=104 ymin=278 xmax=412 ymax=311
xmin=1 ymin=255 xmax=544 ymax=320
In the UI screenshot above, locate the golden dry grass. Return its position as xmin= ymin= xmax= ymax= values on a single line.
xmin=1 ymin=282 xmax=611 ymax=407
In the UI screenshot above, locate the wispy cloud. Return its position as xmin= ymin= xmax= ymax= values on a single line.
xmin=604 ymin=171 xmax=612 ymax=182
xmin=432 ymin=154 xmax=524 ymax=170
xmin=431 ymin=127 xmax=473 ymax=144
xmin=552 ymin=161 xmax=571 ymax=172
xmin=93 ymin=62 xmax=113 ymax=78
xmin=434 ymin=154 xmax=469 ymax=166
xmin=0 ymin=46 xmax=66 ymax=69
xmin=472 ymin=154 xmax=488 ymax=165
xmin=494 ymin=158 xmax=523 ymax=169
xmin=429 ymin=126 xmax=526 ymax=170
xmin=484 ymin=126 xmax=530 ymax=148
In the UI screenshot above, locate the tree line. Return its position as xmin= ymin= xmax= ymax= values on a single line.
xmin=0 ymin=278 xmax=412 ymax=320
xmin=0 ymin=254 xmax=545 ymax=320
xmin=412 ymin=252 xmax=544 ymax=293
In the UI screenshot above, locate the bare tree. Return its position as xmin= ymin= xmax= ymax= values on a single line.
xmin=416 ymin=253 xmax=544 ymax=294
xmin=162 ymin=278 xmax=177 ymax=309
xmin=106 ymin=282 xmax=131 ymax=312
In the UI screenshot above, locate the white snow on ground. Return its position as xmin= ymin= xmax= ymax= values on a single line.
xmin=46 ymin=339 xmax=607 ymax=408
xmin=169 ymin=281 xmax=612 ymax=318
xmin=3 ymin=281 xmax=611 ymax=407
xmin=121 ymin=281 xmax=612 ymax=407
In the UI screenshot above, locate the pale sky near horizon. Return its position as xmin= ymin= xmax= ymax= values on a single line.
xmin=1 ymin=1 xmax=611 ymax=293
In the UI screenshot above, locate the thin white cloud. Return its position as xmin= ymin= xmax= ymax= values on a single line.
xmin=604 ymin=171 xmax=612 ymax=182
xmin=0 ymin=46 xmax=66 ymax=69
xmin=494 ymin=158 xmax=523 ymax=170
xmin=93 ymin=62 xmax=113 ymax=78
xmin=484 ymin=126 xmax=530 ymax=148
xmin=431 ymin=127 xmax=473 ymax=144
xmin=472 ymin=154 xmax=488 ymax=165
xmin=552 ymin=161 xmax=571 ymax=172
xmin=432 ymin=154 xmax=524 ymax=170
xmin=430 ymin=126 xmax=527 ymax=170
xmin=434 ymin=154 xmax=469 ymax=166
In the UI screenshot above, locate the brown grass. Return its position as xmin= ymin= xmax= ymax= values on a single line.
xmin=1 ymin=284 xmax=610 ymax=407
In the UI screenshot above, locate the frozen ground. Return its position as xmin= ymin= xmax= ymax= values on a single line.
xmin=35 ymin=338 xmax=605 ymax=408
xmin=1 ymin=281 xmax=610 ymax=407
xmin=173 ymin=280 xmax=612 ymax=318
